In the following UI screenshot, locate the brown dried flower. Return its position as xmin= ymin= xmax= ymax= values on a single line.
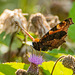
xmin=15 ymin=69 xmax=28 ymax=75
xmin=62 ymin=55 xmax=75 ymax=69
xmin=62 ymin=55 xmax=75 ymax=75
xmin=0 ymin=9 xmax=27 ymax=35
xmin=27 ymin=13 xmax=50 ymax=37
xmin=45 ymin=14 xmax=60 ymax=28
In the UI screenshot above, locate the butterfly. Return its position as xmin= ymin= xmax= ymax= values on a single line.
xmin=18 ymin=18 xmax=74 ymax=51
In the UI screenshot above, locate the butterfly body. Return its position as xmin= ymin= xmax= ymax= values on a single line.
xmin=32 ymin=18 xmax=74 ymax=51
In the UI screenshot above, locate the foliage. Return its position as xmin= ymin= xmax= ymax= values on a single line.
xmin=0 ymin=1 xmax=75 ymax=75
xmin=0 ymin=62 xmax=29 ymax=75
xmin=68 ymin=2 xmax=75 ymax=42
xmin=41 ymin=61 xmax=73 ymax=75
xmin=0 ymin=0 xmax=19 ymax=14
xmin=11 ymin=37 xmax=22 ymax=50
xmin=0 ymin=62 xmax=73 ymax=75
xmin=0 ymin=32 xmax=22 ymax=51
xmin=19 ymin=0 xmax=38 ymax=14
xmin=0 ymin=32 xmax=11 ymax=46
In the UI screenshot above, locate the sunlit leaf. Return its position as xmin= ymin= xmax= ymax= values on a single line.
xmin=0 ymin=62 xmax=29 ymax=75
xmin=41 ymin=61 xmax=73 ymax=75
xmin=68 ymin=2 xmax=75 ymax=42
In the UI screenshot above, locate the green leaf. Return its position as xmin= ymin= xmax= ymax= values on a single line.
xmin=68 ymin=2 xmax=75 ymax=42
xmin=41 ymin=61 xmax=73 ymax=75
xmin=0 ymin=32 xmax=24 ymax=51
xmin=0 ymin=62 xmax=30 ymax=75
xmin=41 ymin=47 xmax=74 ymax=61
xmin=0 ymin=32 xmax=11 ymax=46
xmin=16 ymin=32 xmax=25 ymax=41
xmin=0 ymin=62 xmax=73 ymax=75
xmin=19 ymin=0 xmax=38 ymax=14
xmin=11 ymin=37 xmax=22 ymax=50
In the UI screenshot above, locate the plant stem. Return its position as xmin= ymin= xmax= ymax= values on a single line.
xmin=8 ymin=32 xmax=16 ymax=62
xmin=51 ymin=55 xmax=65 ymax=75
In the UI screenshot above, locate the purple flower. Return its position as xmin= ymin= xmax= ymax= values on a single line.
xmin=28 ymin=54 xmax=44 ymax=65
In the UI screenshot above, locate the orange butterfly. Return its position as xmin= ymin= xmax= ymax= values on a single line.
xmin=19 ymin=18 xmax=74 ymax=51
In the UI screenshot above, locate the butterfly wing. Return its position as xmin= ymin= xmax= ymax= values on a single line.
xmin=38 ymin=18 xmax=74 ymax=51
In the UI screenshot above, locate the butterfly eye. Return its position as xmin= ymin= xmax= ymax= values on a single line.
xmin=15 ymin=21 xmax=18 ymax=25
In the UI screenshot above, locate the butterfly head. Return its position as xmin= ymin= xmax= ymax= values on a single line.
xmin=32 ymin=42 xmax=40 ymax=51
xmin=56 ymin=18 xmax=74 ymax=30
xmin=65 ymin=18 xmax=74 ymax=25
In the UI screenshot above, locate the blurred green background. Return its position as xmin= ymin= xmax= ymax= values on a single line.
xmin=0 ymin=0 xmax=75 ymax=62
xmin=0 ymin=0 xmax=75 ymax=75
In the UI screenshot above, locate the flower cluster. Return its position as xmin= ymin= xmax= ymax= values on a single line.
xmin=27 ymin=54 xmax=44 ymax=75
xmin=15 ymin=54 xmax=44 ymax=75
xmin=28 ymin=54 xmax=44 ymax=65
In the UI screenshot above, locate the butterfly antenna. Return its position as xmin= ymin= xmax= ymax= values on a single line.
xmin=23 ymin=29 xmax=35 ymax=41
xmin=19 ymin=24 xmax=35 ymax=41
xmin=15 ymin=20 xmax=35 ymax=41
xmin=31 ymin=46 xmax=33 ymax=57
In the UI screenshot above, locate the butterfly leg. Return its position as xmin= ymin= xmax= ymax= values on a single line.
xmin=30 ymin=45 xmax=34 ymax=57
xmin=39 ymin=48 xmax=41 ymax=56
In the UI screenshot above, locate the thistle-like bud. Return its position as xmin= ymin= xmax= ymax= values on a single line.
xmin=27 ymin=54 xmax=44 ymax=75
xmin=27 ymin=63 xmax=39 ymax=75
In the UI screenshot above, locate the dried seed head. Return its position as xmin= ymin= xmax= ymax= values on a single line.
xmin=27 ymin=13 xmax=50 ymax=37
xmin=62 ymin=55 xmax=75 ymax=69
xmin=45 ymin=15 xmax=60 ymax=28
xmin=0 ymin=9 xmax=27 ymax=35
xmin=72 ymin=61 xmax=75 ymax=74
xmin=15 ymin=69 xmax=28 ymax=75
